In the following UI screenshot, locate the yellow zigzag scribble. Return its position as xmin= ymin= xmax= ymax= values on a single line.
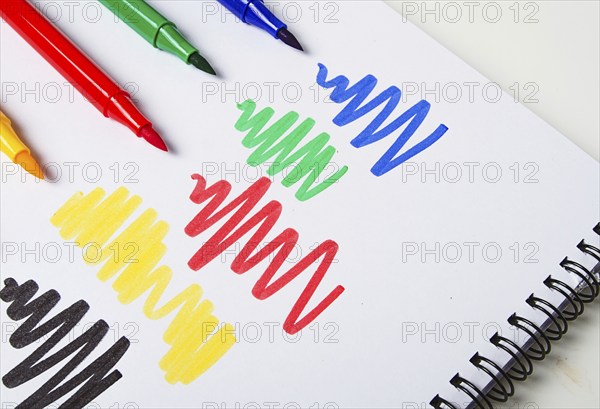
xmin=50 ymin=187 xmax=236 ymax=384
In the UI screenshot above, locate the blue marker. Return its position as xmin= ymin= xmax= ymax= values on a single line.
xmin=217 ymin=0 xmax=304 ymax=50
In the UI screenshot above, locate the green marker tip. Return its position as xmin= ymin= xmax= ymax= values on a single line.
xmin=189 ymin=52 xmax=217 ymax=76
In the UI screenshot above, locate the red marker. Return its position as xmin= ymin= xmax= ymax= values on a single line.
xmin=0 ymin=0 xmax=168 ymax=151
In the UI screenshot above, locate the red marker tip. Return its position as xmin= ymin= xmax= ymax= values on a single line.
xmin=139 ymin=125 xmax=168 ymax=152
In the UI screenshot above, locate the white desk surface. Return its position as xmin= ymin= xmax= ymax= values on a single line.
xmin=384 ymin=1 xmax=599 ymax=408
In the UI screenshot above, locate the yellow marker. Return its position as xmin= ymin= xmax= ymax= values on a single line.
xmin=0 ymin=110 xmax=43 ymax=179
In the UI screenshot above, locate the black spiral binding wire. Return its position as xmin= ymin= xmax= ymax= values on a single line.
xmin=430 ymin=223 xmax=600 ymax=409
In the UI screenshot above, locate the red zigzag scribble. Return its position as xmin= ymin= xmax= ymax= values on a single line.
xmin=185 ymin=174 xmax=345 ymax=334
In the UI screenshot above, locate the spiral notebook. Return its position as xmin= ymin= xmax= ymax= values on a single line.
xmin=0 ymin=1 xmax=598 ymax=408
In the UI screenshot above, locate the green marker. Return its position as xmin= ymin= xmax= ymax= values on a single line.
xmin=99 ymin=0 xmax=216 ymax=75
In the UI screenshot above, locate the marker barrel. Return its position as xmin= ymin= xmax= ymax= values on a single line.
xmin=0 ymin=111 xmax=28 ymax=160
xmin=217 ymin=0 xmax=285 ymax=37
xmin=1 ymin=0 xmax=153 ymax=136
xmin=99 ymin=0 xmax=197 ymax=63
